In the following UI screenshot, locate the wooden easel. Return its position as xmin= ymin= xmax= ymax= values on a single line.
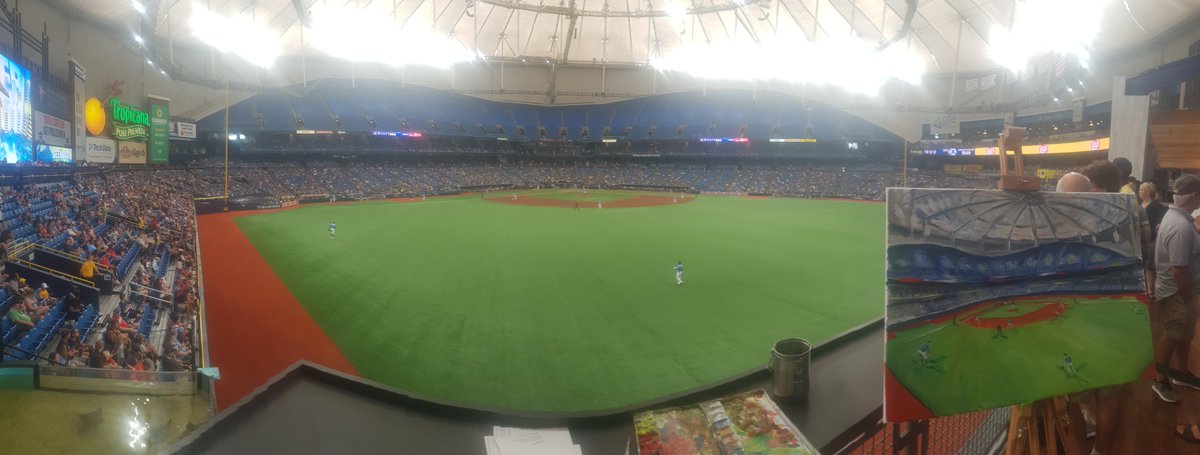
xmin=997 ymin=126 xmax=1040 ymax=191
xmin=1006 ymin=397 xmax=1088 ymax=455
xmin=998 ymin=125 xmax=1087 ymax=455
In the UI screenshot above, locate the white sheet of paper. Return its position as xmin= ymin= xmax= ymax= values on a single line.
xmin=491 ymin=427 xmax=574 ymax=445
xmin=484 ymin=436 xmax=501 ymax=455
xmin=494 ymin=440 xmax=582 ymax=455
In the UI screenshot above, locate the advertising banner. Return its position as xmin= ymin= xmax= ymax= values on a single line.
xmin=85 ymin=137 xmax=116 ymax=163
xmin=108 ymin=99 xmax=149 ymax=141
xmin=169 ymin=121 xmax=197 ymax=139
xmin=35 ymin=144 xmax=73 ymax=163
xmin=34 ymin=111 xmax=71 ymax=147
xmin=118 ymin=141 xmax=147 ymax=164
xmin=147 ymin=96 xmax=169 ymax=163
xmin=71 ymin=61 xmax=87 ymax=160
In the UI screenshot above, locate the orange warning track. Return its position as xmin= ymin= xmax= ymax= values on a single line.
xmin=198 ymin=209 xmax=359 ymax=411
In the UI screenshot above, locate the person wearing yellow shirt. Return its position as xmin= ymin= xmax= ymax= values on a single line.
xmin=1113 ymin=157 xmax=1137 ymax=194
xmin=80 ymin=256 xmax=96 ymax=279
xmin=37 ymin=283 xmax=49 ymax=301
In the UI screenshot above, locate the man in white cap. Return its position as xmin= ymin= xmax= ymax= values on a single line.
xmin=1151 ymin=173 xmax=1200 ymax=403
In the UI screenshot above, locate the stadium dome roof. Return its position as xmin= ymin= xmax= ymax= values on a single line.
xmin=52 ymin=0 xmax=1200 ymax=74
xmin=888 ymin=189 xmax=1140 ymax=253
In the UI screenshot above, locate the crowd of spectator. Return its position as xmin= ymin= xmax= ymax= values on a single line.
xmin=1 ymin=170 xmax=201 ymax=373
xmin=167 ymin=159 xmax=1061 ymax=202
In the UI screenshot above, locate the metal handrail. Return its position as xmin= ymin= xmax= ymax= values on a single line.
xmin=6 ymin=257 xmax=95 ymax=288
xmin=31 ymin=244 xmax=114 ymax=271
xmin=7 ymin=240 xmax=33 ymax=259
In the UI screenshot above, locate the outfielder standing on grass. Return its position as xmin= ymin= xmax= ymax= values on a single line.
xmin=918 ymin=342 xmax=930 ymax=366
xmin=674 ymin=261 xmax=684 ymax=285
xmin=329 ymin=221 xmax=336 ymax=240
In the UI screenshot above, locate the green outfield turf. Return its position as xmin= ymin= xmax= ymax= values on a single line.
xmin=234 ymin=192 xmax=884 ymax=412
xmin=888 ymin=297 xmax=1151 ymax=416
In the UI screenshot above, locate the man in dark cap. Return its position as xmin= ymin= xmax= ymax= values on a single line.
xmin=1151 ymin=174 xmax=1200 ymax=403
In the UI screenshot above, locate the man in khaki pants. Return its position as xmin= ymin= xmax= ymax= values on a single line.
xmin=1152 ymin=174 xmax=1200 ymax=403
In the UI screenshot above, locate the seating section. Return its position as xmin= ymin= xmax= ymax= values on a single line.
xmin=176 ymin=161 xmax=1059 ymax=202
xmin=116 ymin=243 xmax=141 ymax=280
xmin=197 ymin=80 xmax=901 ymax=142
xmin=5 ymin=298 xmax=65 ymax=361
xmin=2 ymin=177 xmax=199 ymax=372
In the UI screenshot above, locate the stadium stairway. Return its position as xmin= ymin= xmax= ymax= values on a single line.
xmin=83 ymin=294 xmax=122 ymax=347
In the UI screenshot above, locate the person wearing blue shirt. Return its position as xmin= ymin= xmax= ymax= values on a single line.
xmin=1062 ymin=353 xmax=1075 ymax=377
xmin=918 ymin=342 xmax=930 ymax=366
xmin=674 ymin=261 xmax=683 ymax=285
xmin=329 ymin=221 xmax=336 ymax=240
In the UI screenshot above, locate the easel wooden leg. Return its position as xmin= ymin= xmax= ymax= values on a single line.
xmin=1007 ymin=398 xmax=1084 ymax=455
xmin=1036 ymin=401 xmax=1058 ymax=455
xmin=1007 ymin=404 xmax=1033 ymax=455
xmin=1051 ymin=396 xmax=1087 ymax=455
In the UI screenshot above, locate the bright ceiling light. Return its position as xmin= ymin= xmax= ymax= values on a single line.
xmin=131 ymin=1 xmax=146 ymax=14
xmin=665 ymin=1 xmax=688 ymax=21
xmin=988 ymin=0 xmax=1109 ymax=75
xmin=133 ymin=34 xmax=144 ymax=44
xmin=652 ymin=37 xmax=925 ymax=95
xmin=189 ymin=4 xmax=282 ymax=68
xmin=307 ymin=3 xmax=474 ymax=68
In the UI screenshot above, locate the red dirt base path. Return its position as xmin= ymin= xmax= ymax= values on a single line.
xmin=198 ymin=209 xmax=359 ymax=411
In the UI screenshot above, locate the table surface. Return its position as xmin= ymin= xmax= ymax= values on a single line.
xmin=173 ymin=326 xmax=884 ymax=455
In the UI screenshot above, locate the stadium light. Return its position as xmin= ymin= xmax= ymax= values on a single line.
xmin=131 ymin=1 xmax=146 ymax=14
xmin=988 ymin=0 xmax=1107 ymax=75
xmin=652 ymin=37 xmax=925 ymax=94
xmin=189 ymin=4 xmax=282 ymax=68
xmin=227 ymin=134 xmax=238 ymax=141
xmin=307 ymin=3 xmax=474 ymax=68
xmin=133 ymin=34 xmax=144 ymax=44
xmin=238 ymin=134 xmax=246 ymax=140
xmin=666 ymin=1 xmax=688 ymax=22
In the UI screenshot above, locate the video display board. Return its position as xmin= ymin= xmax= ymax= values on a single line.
xmin=0 ymin=52 xmax=32 ymax=163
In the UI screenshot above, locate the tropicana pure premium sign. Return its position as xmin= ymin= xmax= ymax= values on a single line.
xmin=109 ymin=98 xmax=150 ymax=141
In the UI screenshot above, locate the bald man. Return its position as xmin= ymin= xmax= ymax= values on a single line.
xmin=1056 ymin=172 xmax=1092 ymax=193
xmin=1057 ymin=172 xmax=1114 ymax=455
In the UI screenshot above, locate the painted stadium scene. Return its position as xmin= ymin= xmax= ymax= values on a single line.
xmin=884 ymin=188 xmax=1153 ymax=422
